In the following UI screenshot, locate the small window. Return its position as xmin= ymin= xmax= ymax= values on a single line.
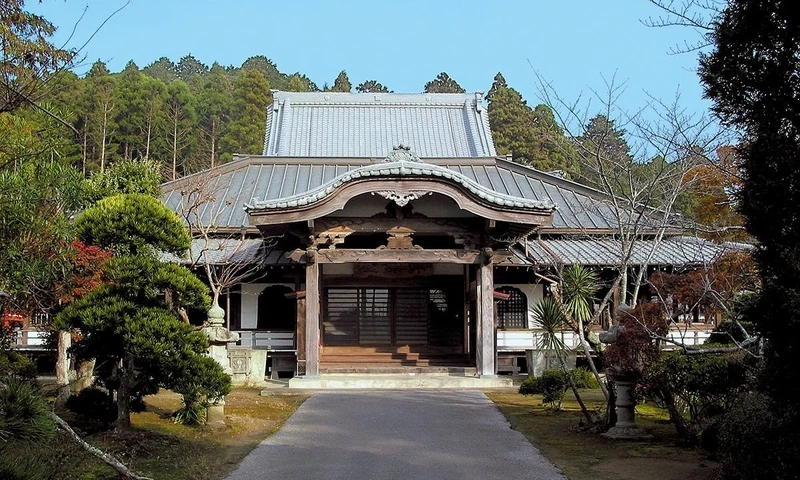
xmin=497 ymin=286 xmax=527 ymax=329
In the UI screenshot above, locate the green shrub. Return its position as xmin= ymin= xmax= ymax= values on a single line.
xmin=519 ymin=369 xmax=569 ymax=409
xmin=65 ymin=388 xmax=117 ymax=426
xmin=0 ymin=329 xmax=37 ymax=381
xmin=0 ymin=378 xmax=54 ymax=443
xmin=641 ymin=351 xmax=752 ymax=445
xmin=716 ymin=393 xmax=800 ymax=480
xmin=569 ymin=367 xmax=600 ymax=389
xmin=0 ymin=454 xmax=52 ymax=480
xmin=173 ymin=402 xmax=206 ymax=426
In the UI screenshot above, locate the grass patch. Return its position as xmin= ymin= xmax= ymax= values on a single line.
xmin=487 ymin=389 xmax=717 ymax=480
xmin=0 ymin=388 xmax=307 ymax=480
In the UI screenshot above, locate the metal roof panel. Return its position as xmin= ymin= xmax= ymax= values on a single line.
xmin=262 ymin=92 xmax=496 ymax=158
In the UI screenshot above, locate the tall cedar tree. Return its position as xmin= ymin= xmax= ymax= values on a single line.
xmin=241 ymin=55 xmax=290 ymax=90
xmin=356 ymin=80 xmax=390 ymax=93
xmin=0 ymin=0 xmax=75 ymax=114
xmin=220 ymin=69 xmax=271 ymax=160
xmin=700 ymin=1 xmax=800 ymax=477
xmin=196 ymin=63 xmax=232 ymax=169
xmin=423 ymin=72 xmax=465 ymax=93
xmin=142 ymin=57 xmax=178 ymax=84
xmin=84 ymin=61 xmax=118 ymax=173
xmin=332 ymin=71 xmax=352 ymax=92
xmin=486 ymin=73 xmax=578 ymax=176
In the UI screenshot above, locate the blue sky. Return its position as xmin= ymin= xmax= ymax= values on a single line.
xmin=30 ymin=0 xmax=710 ymax=120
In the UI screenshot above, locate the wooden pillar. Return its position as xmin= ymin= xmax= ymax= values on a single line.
xmin=295 ymin=293 xmax=307 ymax=375
xmin=305 ymin=251 xmax=320 ymax=377
xmin=476 ymin=260 xmax=496 ymax=377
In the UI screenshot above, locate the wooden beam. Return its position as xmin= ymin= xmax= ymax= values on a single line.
xmin=316 ymin=217 xmax=483 ymax=235
xmin=315 ymin=249 xmax=483 ymax=264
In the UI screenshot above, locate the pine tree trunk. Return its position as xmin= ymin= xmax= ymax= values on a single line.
xmin=50 ymin=412 xmax=153 ymax=480
xmin=145 ymin=121 xmax=152 ymax=159
xmin=114 ymin=355 xmax=135 ymax=430
xmin=172 ymin=118 xmax=178 ymax=180
xmin=100 ymin=108 xmax=108 ymax=173
xmin=54 ymin=331 xmax=71 ymax=407
xmin=210 ymin=119 xmax=216 ymax=168
xmin=81 ymin=131 xmax=88 ymax=175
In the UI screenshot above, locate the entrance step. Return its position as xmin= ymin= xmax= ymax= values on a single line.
xmin=286 ymin=373 xmax=513 ymax=389
xmin=321 ymin=348 xmax=471 ymax=368
xmin=320 ymin=365 xmax=478 ymax=375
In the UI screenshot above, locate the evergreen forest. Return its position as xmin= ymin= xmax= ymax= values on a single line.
xmin=0 ymin=54 xmax=735 ymax=231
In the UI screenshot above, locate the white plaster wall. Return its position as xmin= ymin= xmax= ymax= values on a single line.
xmin=322 ymin=264 xmax=354 ymax=275
xmin=338 ymin=192 xmax=471 ymax=218
xmin=412 ymin=194 xmax=470 ymax=217
xmin=239 ymin=283 xmax=295 ymax=329
xmin=495 ymin=283 xmax=544 ymax=329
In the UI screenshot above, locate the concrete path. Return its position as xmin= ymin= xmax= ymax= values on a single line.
xmin=227 ymin=390 xmax=565 ymax=480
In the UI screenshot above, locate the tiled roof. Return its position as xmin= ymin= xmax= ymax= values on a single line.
xmin=170 ymin=236 xmax=743 ymax=268
xmin=246 ymin=149 xmax=554 ymax=212
xmin=262 ymin=92 xmax=496 ymax=158
xmin=162 ymin=156 xmax=647 ymax=232
xmin=163 ymin=238 xmax=265 ymax=265
xmin=166 ymin=157 xmax=631 ymax=231
xmin=524 ymin=236 xmax=746 ymax=267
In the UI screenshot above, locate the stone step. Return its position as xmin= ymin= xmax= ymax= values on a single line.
xmin=321 ymin=355 xmax=469 ymax=364
xmin=286 ymin=373 xmax=513 ymax=389
xmin=320 ymin=365 xmax=478 ymax=375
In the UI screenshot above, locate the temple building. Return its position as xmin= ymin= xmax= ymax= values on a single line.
xmin=161 ymin=91 xmax=730 ymax=388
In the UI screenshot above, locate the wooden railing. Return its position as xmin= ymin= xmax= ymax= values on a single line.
xmin=10 ymin=328 xmax=48 ymax=350
xmin=497 ymin=325 xmax=716 ymax=351
xmin=229 ymin=330 xmax=296 ymax=350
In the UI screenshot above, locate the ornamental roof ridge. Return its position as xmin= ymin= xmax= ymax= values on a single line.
xmin=245 ymin=148 xmax=556 ymax=212
xmin=271 ymin=91 xmax=484 ymax=107
xmin=383 ymin=145 xmax=422 ymax=163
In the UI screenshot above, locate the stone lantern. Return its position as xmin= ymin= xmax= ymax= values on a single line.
xmin=201 ymin=302 xmax=239 ymax=425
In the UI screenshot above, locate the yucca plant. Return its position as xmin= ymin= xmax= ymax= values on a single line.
xmin=562 ymin=265 xmax=607 ymax=399
xmin=532 ymin=297 xmax=594 ymax=425
xmin=0 ymin=378 xmax=54 ymax=443
xmin=562 ymin=264 xmax=599 ymax=323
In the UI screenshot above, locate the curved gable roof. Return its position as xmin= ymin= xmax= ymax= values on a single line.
xmin=160 ymin=155 xmax=673 ymax=233
xmin=246 ymin=149 xmax=553 ymax=214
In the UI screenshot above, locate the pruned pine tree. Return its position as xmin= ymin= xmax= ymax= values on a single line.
xmin=56 ymin=193 xmax=231 ymax=429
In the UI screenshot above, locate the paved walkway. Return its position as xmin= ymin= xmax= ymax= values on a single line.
xmin=227 ymin=390 xmax=565 ymax=480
